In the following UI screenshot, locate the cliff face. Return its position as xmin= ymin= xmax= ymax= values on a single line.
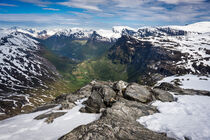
xmin=108 ymin=35 xmax=191 ymax=85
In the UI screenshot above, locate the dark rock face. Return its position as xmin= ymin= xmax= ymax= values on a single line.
xmin=108 ymin=35 xmax=210 ymax=86
xmin=108 ymin=35 xmax=190 ymax=85
xmin=135 ymin=27 xmax=187 ymax=38
xmin=52 ymin=80 xmax=177 ymax=140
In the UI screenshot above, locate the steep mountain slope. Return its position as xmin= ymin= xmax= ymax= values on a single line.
xmin=0 ymin=30 xmax=71 ymax=119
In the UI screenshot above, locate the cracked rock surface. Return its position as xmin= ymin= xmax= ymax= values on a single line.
xmin=50 ymin=80 xmax=175 ymax=140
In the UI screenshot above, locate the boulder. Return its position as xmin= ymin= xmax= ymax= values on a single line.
xmin=124 ymin=83 xmax=153 ymax=103
xmin=102 ymin=85 xmax=117 ymax=107
xmin=152 ymin=88 xmax=174 ymax=102
xmin=83 ymin=85 xmax=105 ymax=113
xmin=83 ymin=85 xmax=117 ymax=113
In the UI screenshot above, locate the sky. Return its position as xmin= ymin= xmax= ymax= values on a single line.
xmin=0 ymin=0 xmax=210 ymax=29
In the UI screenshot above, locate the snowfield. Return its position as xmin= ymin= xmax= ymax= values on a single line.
xmin=0 ymin=98 xmax=101 ymax=140
xmin=158 ymin=74 xmax=210 ymax=91
xmin=138 ymin=73 xmax=210 ymax=140
xmin=138 ymin=95 xmax=210 ymax=140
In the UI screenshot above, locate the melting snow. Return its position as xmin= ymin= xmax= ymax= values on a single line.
xmin=158 ymin=74 xmax=210 ymax=91
xmin=0 ymin=98 xmax=101 ymax=140
xmin=138 ymin=95 xmax=210 ymax=140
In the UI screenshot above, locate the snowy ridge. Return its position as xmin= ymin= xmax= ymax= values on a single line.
xmin=8 ymin=27 xmax=61 ymax=39
xmin=170 ymin=21 xmax=210 ymax=33
xmin=54 ymin=28 xmax=93 ymax=38
xmin=134 ymin=27 xmax=210 ymax=73
xmin=6 ymin=21 xmax=210 ymax=41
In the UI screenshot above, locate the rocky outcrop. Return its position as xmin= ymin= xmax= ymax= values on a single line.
xmin=31 ymin=80 xmax=210 ymax=139
xmin=39 ymin=80 xmax=175 ymax=140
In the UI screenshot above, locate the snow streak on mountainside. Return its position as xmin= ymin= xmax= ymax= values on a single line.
xmin=129 ymin=22 xmax=210 ymax=75
xmin=137 ymin=32 xmax=210 ymax=74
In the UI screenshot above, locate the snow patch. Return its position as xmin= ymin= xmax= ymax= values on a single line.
xmin=138 ymin=95 xmax=210 ymax=140
xmin=0 ymin=98 xmax=101 ymax=140
xmin=158 ymin=74 xmax=210 ymax=91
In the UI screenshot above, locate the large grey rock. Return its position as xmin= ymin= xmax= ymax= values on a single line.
xmin=124 ymin=83 xmax=153 ymax=103
xmin=152 ymin=88 xmax=174 ymax=102
xmin=103 ymin=85 xmax=117 ymax=107
xmin=83 ymin=84 xmax=116 ymax=113
xmin=84 ymin=85 xmax=105 ymax=113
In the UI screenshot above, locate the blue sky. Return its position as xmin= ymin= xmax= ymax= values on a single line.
xmin=0 ymin=0 xmax=210 ymax=29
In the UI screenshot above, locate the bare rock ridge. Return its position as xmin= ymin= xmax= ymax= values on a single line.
xmin=38 ymin=80 xmax=208 ymax=140
xmin=34 ymin=80 xmax=177 ymax=140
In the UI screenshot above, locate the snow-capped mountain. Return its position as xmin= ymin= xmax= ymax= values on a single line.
xmin=170 ymin=21 xmax=210 ymax=33
xmin=8 ymin=27 xmax=61 ymax=39
xmin=107 ymin=22 xmax=210 ymax=85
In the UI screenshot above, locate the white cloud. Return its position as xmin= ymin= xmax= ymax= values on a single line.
xmin=1 ymin=0 xmax=209 ymax=28
xmin=0 ymin=3 xmax=17 ymax=7
xmin=0 ymin=14 xmax=78 ymax=25
xmin=43 ymin=8 xmax=60 ymax=11
xmin=19 ymin=0 xmax=51 ymax=7
xmin=58 ymin=0 xmax=106 ymax=11
xmin=158 ymin=0 xmax=205 ymax=4
xmin=112 ymin=0 xmax=145 ymax=8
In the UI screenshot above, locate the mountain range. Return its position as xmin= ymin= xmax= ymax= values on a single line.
xmin=0 ymin=21 xmax=210 ymax=119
